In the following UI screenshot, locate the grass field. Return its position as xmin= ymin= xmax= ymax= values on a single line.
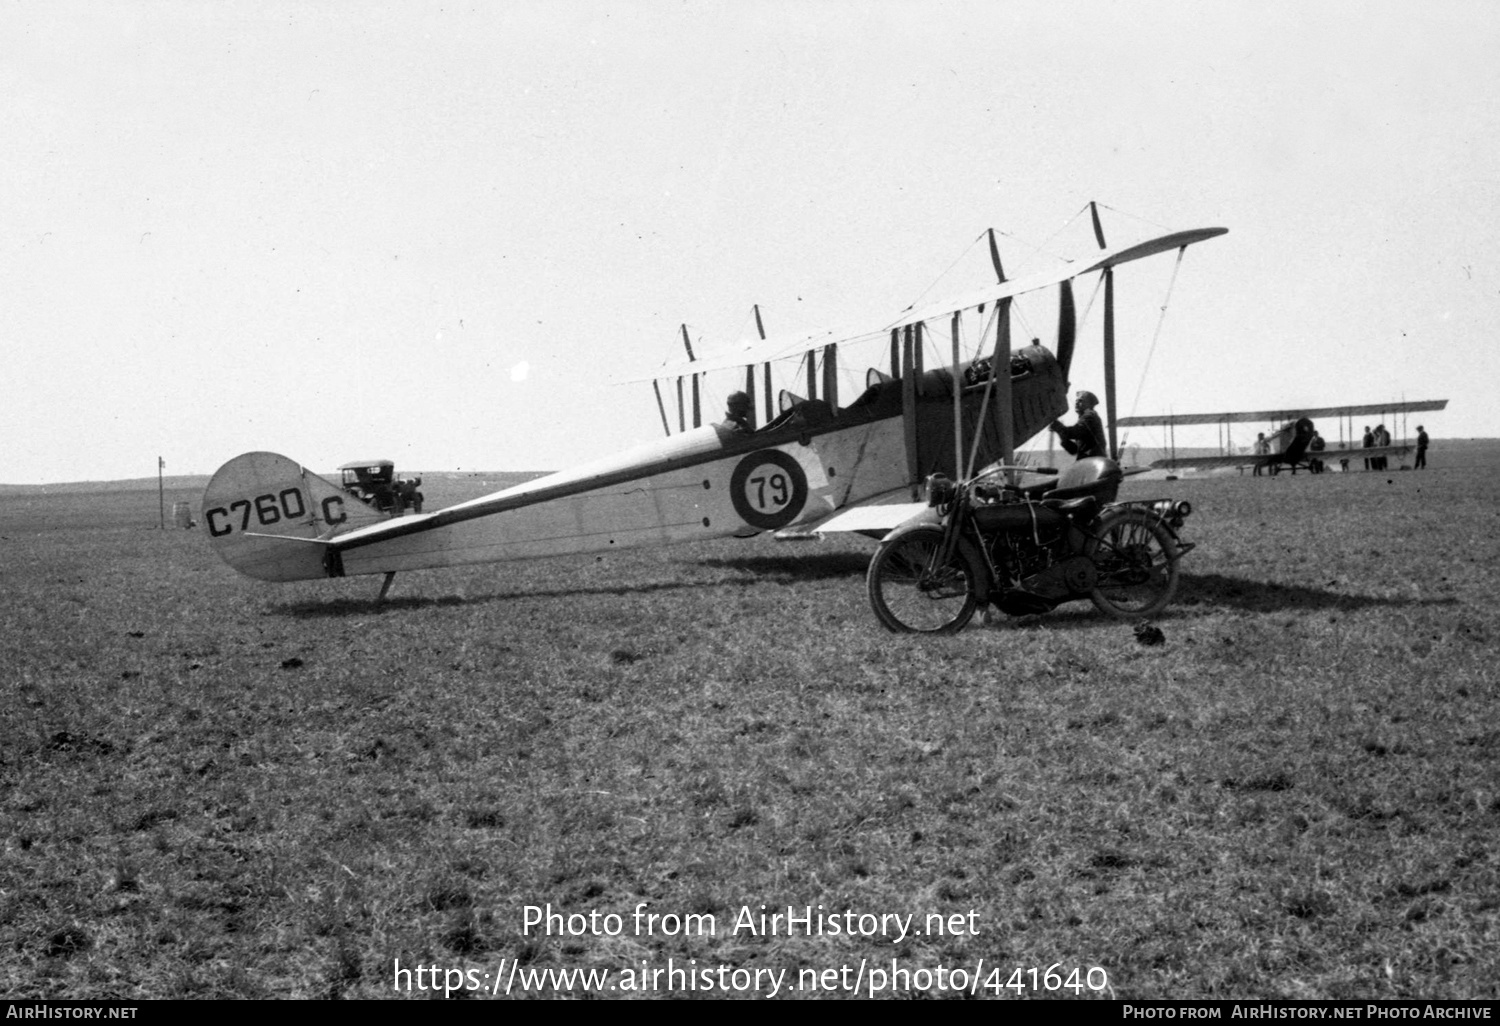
xmin=2 ymin=446 xmax=1497 ymax=999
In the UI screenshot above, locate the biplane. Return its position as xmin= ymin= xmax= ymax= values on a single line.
xmin=1119 ymin=400 xmax=1449 ymax=474
xmin=202 ymin=207 xmax=1227 ymax=595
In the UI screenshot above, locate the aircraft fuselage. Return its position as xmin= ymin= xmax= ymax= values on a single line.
xmin=202 ymin=345 xmax=1067 ymax=581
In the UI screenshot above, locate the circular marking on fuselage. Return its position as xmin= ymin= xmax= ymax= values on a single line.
xmin=729 ymin=449 xmax=809 ymax=530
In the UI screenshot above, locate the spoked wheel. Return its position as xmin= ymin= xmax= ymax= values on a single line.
xmin=867 ymin=526 xmax=982 ymax=634
xmin=1085 ymin=509 xmax=1180 ymax=619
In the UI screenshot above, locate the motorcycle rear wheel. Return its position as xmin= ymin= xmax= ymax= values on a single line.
xmin=1085 ymin=509 xmax=1180 ymax=619
xmin=867 ymin=526 xmax=983 ymax=633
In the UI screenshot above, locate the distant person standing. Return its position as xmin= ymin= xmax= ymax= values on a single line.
xmin=1415 ymin=425 xmax=1429 ymax=469
xmin=1252 ymin=432 xmax=1270 ymax=476
xmin=1309 ymin=431 xmax=1326 ymax=473
xmin=1373 ymin=423 xmax=1391 ymax=470
xmin=1049 ymin=390 xmax=1107 ymax=460
xmin=1362 ymin=426 xmax=1374 ymax=470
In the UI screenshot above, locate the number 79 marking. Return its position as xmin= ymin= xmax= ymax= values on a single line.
xmin=748 ymin=472 xmax=790 ymax=510
xmin=729 ymin=449 xmax=808 ymax=531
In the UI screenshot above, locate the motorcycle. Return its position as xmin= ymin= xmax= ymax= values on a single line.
xmin=866 ymin=456 xmax=1194 ymax=633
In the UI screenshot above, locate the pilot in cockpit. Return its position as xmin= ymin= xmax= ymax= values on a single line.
xmin=720 ymin=391 xmax=753 ymax=434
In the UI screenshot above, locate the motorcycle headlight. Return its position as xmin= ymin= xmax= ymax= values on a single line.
xmin=926 ymin=473 xmax=956 ymax=508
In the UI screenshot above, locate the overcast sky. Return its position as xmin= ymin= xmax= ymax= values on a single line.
xmin=4 ymin=0 xmax=1497 ymax=483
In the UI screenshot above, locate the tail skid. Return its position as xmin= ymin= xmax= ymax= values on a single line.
xmin=202 ymin=452 xmax=386 ymax=581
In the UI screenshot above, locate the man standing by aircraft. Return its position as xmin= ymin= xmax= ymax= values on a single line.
xmin=1415 ymin=425 xmax=1429 ymax=469
xmin=1372 ymin=423 xmax=1391 ymax=470
xmin=1308 ymin=430 xmax=1327 ymax=473
xmin=1049 ymin=391 xmax=1107 ymax=460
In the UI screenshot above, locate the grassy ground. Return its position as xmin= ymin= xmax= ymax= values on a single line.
xmin=1 ymin=452 xmax=1496 ymax=999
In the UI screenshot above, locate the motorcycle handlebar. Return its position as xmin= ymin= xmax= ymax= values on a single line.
xmin=976 ymin=464 xmax=1058 ymax=476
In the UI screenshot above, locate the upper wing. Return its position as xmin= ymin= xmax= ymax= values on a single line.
xmin=1124 ymin=412 xmax=1301 ymax=427
xmin=628 ymin=226 xmax=1228 ymax=383
xmin=1122 ymin=399 xmax=1448 ymax=428
xmin=887 ymin=227 xmax=1228 ymax=332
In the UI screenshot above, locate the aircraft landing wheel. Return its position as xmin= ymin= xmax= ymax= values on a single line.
xmin=867 ymin=525 xmax=982 ymax=634
xmin=1085 ymin=509 xmax=1180 ymax=620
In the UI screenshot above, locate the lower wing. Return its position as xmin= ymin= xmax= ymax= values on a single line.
xmin=1152 ymin=445 xmax=1412 ymax=471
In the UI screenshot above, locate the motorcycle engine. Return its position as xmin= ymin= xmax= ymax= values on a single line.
xmin=1020 ymin=555 xmax=1098 ymax=601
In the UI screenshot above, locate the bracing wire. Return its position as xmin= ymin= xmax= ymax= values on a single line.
xmin=1126 ymin=246 xmax=1187 ymax=424
xmin=898 ymin=207 xmax=1100 ymax=340
xmin=893 ymin=232 xmax=989 ymax=321
xmin=1011 ymin=303 xmax=1036 ymax=347
xmin=1074 ymin=272 xmax=1106 ymax=348
xmin=1027 ymin=203 xmax=1092 ymax=263
xmin=988 ymin=204 xmax=1092 ymax=277
xmin=1094 ymin=202 xmax=1172 ymax=235
xmin=1096 ymin=202 xmax=1187 ymax=445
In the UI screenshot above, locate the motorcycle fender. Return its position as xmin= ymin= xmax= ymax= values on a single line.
xmin=879 ymin=515 xmax=990 ymax=605
xmin=956 ymin=534 xmax=990 ymax=605
xmin=894 ymin=506 xmax=944 ymax=532
xmin=878 ymin=510 xmax=943 ymax=546
xmin=1099 ymin=503 xmax=1193 ymax=556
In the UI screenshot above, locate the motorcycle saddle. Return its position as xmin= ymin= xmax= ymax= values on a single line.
xmin=1041 ymin=495 xmax=1100 ymax=523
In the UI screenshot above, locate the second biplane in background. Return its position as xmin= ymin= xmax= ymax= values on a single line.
xmin=1120 ymin=400 xmax=1448 ymax=474
xmin=202 ymin=206 xmax=1227 ymax=596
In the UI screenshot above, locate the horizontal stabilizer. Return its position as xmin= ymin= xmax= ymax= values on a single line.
xmin=813 ymin=501 xmax=928 ymax=537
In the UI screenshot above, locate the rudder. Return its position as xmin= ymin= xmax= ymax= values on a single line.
xmin=202 ymin=452 xmax=385 ymax=581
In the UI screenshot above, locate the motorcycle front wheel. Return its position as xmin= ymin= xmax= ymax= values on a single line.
xmin=1085 ymin=509 xmax=1180 ymax=619
xmin=867 ymin=525 xmax=983 ymax=634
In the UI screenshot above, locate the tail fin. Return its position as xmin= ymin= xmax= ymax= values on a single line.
xmin=202 ymin=452 xmax=386 ymax=581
